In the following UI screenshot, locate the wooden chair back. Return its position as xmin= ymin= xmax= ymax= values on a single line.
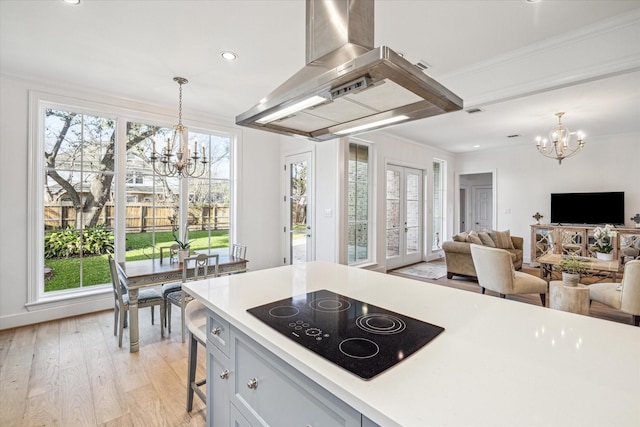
xmin=182 ymin=253 xmax=220 ymax=282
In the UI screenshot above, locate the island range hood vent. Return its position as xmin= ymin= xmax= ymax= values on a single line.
xmin=235 ymin=0 xmax=463 ymax=141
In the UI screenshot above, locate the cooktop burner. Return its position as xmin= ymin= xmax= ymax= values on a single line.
xmin=247 ymin=289 xmax=444 ymax=380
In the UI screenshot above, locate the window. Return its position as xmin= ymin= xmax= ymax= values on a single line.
xmin=123 ymin=124 xmax=232 ymax=262
xmin=42 ymin=108 xmax=115 ymax=293
xmin=347 ymin=142 xmax=371 ymax=265
xmin=30 ymin=92 xmax=236 ymax=304
xmin=432 ymin=159 xmax=446 ymax=250
xmin=185 ymin=131 xmax=231 ymax=253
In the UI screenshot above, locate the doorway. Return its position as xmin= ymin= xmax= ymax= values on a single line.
xmin=284 ymin=152 xmax=313 ymax=264
xmin=458 ymin=172 xmax=494 ymax=233
xmin=386 ymin=165 xmax=423 ymax=269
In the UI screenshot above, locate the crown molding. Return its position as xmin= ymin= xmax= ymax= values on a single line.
xmin=440 ymin=10 xmax=640 ymax=109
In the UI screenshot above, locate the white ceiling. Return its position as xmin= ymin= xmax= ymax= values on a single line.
xmin=1 ymin=0 xmax=639 ymax=153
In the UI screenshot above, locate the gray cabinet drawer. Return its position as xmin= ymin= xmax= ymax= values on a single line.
xmin=207 ymin=342 xmax=232 ymax=427
xmin=207 ymin=311 xmax=230 ymax=356
xmin=231 ymin=329 xmax=360 ymax=427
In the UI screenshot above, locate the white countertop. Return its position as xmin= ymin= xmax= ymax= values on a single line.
xmin=184 ymin=261 xmax=640 ymax=427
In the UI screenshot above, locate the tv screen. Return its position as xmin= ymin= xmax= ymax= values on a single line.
xmin=550 ymin=192 xmax=625 ymax=225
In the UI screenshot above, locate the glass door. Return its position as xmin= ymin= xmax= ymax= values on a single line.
xmin=386 ymin=165 xmax=423 ymax=269
xmin=285 ymin=152 xmax=313 ymax=264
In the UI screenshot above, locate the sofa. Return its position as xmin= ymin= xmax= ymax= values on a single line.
xmin=442 ymin=230 xmax=524 ymax=279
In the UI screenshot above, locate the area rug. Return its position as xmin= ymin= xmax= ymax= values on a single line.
xmin=392 ymin=260 xmax=447 ymax=280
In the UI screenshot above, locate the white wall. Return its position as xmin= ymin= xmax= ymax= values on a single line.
xmin=0 ymin=74 xmax=282 ymax=329
xmin=455 ymin=133 xmax=639 ymax=262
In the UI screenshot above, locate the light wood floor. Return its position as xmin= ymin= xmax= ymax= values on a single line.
xmin=1 ymin=264 xmax=633 ymax=427
xmin=0 ymin=307 xmax=206 ymax=427
xmin=390 ymin=262 xmax=634 ymax=325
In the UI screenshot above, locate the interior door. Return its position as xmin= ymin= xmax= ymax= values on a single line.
xmin=473 ymin=186 xmax=492 ymax=231
xmin=285 ymin=153 xmax=313 ymax=264
xmin=386 ymin=165 xmax=423 ymax=269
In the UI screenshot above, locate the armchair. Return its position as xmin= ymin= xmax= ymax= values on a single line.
xmin=589 ymin=260 xmax=640 ymax=326
xmin=470 ymin=244 xmax=547 ymax=306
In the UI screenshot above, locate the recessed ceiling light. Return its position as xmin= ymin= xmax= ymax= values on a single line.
xmin=473 ymin=145 xmax=481 ymax=148
xmin=63 ymin=0 xmax=81 ymax=4
xmin=221 ymin=51 xmax=238 ymax=61
xmin=525 ymin=0 xmax=541 ymax=3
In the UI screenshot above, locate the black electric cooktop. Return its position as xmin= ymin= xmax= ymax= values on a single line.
xmin=247 ymin=289 xmax=444 ymax=380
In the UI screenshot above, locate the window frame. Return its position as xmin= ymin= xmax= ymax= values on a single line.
xmin=27 ymin=90 xmax=239 ymax=308
xmin=432 ymin=158 xmax=447 ymax=251
xmin=346 ymin=139 xmax=374 ymax=266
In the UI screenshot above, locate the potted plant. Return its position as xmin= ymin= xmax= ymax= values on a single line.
xmin=555 ymin=257 xmax=588 ymax=286
xmin=172 ymin=224 xmax=192 ymax=263
xmin=592 ymin=224 xmax=616 ymax=261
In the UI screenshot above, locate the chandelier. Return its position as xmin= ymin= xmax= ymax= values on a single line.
xmin=535 ymin=112 xmax=585 ymax=165
xmin=150 ymin=77 xmax=207 ymax=178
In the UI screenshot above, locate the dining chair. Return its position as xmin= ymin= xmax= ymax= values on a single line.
xmin=159 ymin=243 xmax=180 ymax=265
xmin=167 ymin=254 xmax=219 ymax=342
xmin=108 ymin=255 xmax=164 ymax=347
xmin=230 ymin=243 xmax=247 ymax=273
xmin=160 ymin=244 xmax=188 ymax=328
xmin=231 ymin=243 xmax=247 ymax=259
xmin=185 ymin=299 xmax=208 ymax=411
xmin=470 ymin=244 xmax=548 ymax=306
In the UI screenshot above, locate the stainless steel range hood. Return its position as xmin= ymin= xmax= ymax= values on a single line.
xmin=236 ymin=0 xmax=463 ymax=142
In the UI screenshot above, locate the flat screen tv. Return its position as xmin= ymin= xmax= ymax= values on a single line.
xmin=550 ymin=192 xmax=625 ymax=225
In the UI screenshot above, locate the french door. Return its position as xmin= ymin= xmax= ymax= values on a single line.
xmin=284 ymin=152 xmax=313 ymax=264
xmin=386 ymin=165 xmax=423 ymax=269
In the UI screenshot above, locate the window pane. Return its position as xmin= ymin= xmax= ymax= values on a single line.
xmin=188 ymin=133 xmax=231 ymax=253
xmin=125 ymin=121 xmax=177 ymax=262
xmin=348 ymin=142 xmax=370 ymax=265
xmin=432 ymin=160 xmax=445 ymax=250
xmin=44 ymin=108 xmax=115 ymax=293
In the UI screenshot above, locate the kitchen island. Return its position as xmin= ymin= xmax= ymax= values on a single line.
xmin=184 ymin=261 xmax=640 ymax=427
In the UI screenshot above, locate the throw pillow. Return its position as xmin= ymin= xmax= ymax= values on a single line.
xmin=491 ymin=230 xmax=514 ymax=249
xmin=453 ymin=232 xmax=469 ymax=242
xmin=466 ymin=230 xmax=483 ymax=245
xmin=478 ymin=231 xmax=495 ymax=247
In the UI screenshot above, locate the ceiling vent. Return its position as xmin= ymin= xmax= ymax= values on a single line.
xmin=466 ymin=108 xmax=484 ymax=114
xmin=415 ymin=60 xmax=430 ymax=71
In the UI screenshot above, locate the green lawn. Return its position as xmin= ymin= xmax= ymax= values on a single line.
xmin=44 ymin=230 xmax=229 ymax=292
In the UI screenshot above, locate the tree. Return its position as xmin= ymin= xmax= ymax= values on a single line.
xmin=44 ymin=109 xmax=158 ymax=228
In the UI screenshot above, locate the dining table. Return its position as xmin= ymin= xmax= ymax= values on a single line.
xmin=120 ymin=253 xmax=248 ymax=352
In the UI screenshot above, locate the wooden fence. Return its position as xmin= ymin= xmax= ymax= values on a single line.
xmin=44 ymin=202 xmax=229 ymax=232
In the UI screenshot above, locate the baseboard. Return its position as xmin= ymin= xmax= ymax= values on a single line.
xmin=0 ymin=296 xmax=112 ymax=330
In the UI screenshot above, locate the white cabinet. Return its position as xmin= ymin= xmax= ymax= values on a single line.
xmin=206 ymin=314 xmax=371 ymax=427
xmin=230 ymin=328 xmax=361 ymax=427
xmin=207 ymin=342 xmax=232 ymax=426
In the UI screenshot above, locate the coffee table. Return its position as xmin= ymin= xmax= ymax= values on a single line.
xmin=538 ymin=253 xmax=620 ymax=282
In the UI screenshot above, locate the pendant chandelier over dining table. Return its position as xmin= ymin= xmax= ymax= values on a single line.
xmin=535 ymin=112 xmax=585 ymax=165
xmin=150 ymin=77 xmax=207 ymax=178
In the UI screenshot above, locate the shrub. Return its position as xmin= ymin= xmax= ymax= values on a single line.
xmin=45 ymin=225 xmax=114 ymax=259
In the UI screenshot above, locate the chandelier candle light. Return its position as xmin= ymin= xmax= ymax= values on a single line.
xmin=535 ymin=112 xmax=585 ymax=165
xmin=150 ymin=77 xmax=207 ymax=178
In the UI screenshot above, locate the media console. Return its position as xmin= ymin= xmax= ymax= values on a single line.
xmin=530 ymin=224 xmax=640 ymax=266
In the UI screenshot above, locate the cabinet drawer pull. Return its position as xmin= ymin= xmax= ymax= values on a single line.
xmin=211 ymin=326 xmax=222 ymax=335
xmin=247 ymin=378 xmax=258 ymax=389
xmin=219 ymin=369 xmax=229 ymax=380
